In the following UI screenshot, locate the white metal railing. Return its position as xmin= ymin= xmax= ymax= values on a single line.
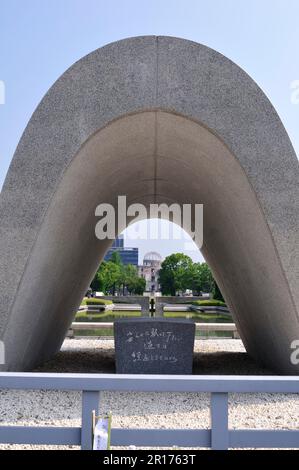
xmin=0 ymin=373 xmax=298 ymax=450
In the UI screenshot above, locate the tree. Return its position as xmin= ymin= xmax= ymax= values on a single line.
xmin=189 ymin=263 xmax=201 ymax=294
xmin=90 ymin=257 xmax=146 ymax=296
xmin=90 ymin=261 xmax=106 ymax=292
xmin=104 ymin=261 xmax=122 ymax=295
xmin=158 ymin=253 xmax=193 ymax=295
xmin=109 ymin=250 xmax=122 ymax=266
xmin=129 ymin=276 xmax=146 ymax=295
xmin=190 ymin=262 xmax=214 ymax=294
xmin=158 ymin=253 xmax=225 ymax=300
xmin=213 ymin=281 xmax=225 ymax=302
xmin=191 ymin=262 xmax=225 ymax=300
xmin=91 ymin=260 xmax=122 ymax=295
xmin=92 ymin=250 xmax=223 ymax=300
xmin=123 ymin=264 xmax=138 ymax=293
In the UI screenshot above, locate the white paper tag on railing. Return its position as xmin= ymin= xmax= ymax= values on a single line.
xmin=93 ymin=417 xmax=109 ymax=450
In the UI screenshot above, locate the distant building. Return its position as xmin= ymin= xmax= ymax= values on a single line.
xmin=138 ymin=252 xmax=162 ymax=293
xmin=104 ymin=235 xmax=139 ymax=266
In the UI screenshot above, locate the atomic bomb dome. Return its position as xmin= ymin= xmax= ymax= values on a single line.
xmin=138 ymin=252 xmax=163 ymax=293
xmin=143 ymin=252 xmax=162 ymax=264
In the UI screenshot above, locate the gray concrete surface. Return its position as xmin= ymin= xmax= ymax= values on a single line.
xmin=0 ymin=36 xmax=298 ymax=372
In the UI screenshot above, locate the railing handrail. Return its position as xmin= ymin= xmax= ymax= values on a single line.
xmin=0 ymin=372 xmax=298 ymax=392
xmin=0 ymin=373 xmax=298 ymax=449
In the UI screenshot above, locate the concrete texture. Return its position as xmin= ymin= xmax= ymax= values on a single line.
xmin=0 ymin=36 xmax=298 ymax=372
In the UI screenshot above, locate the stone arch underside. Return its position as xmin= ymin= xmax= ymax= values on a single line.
xmin=0 ymin=36 xmax=298 ymax=372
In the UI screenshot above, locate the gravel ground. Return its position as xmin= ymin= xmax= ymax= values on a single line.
xmin=0 ymin=339 xmax=298 ymax=450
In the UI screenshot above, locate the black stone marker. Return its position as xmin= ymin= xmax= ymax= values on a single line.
xmin=114 ymin=317 xmax=195 ymax=374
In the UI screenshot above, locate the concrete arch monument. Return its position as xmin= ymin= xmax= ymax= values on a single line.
xmin=0 ymin=36 xmax=298 ymax=372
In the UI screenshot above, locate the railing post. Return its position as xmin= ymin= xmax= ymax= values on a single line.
xmin=81 ymin=390 xmax=100 ymax=450
xmin=210 ymin=392 xmax=229 ymax=450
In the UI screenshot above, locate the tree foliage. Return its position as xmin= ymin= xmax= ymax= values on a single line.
xmin=213 ymin=281 xmax=225 ymax=302
xmin=91 ymin=250 xmax=223 ymax=300
xmin=158 ymin=253 xmax=193 ymax=296
xmin=190 ymin=262 xmax=214 ymax=294
xmin=159 ymin=254 xmax=224 ymax=300
xmin=91 ymin=255 xmax=145 ymax=295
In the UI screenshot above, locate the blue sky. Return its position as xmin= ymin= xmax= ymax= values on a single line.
xmin=0 ymin=0 xmax=298 ymax=263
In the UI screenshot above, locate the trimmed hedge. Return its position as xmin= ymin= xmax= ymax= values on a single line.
xmin=191 ymin=299 xmax=226 ymax=307
xmin=85 ymin=298 xmax=113 ymax=306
